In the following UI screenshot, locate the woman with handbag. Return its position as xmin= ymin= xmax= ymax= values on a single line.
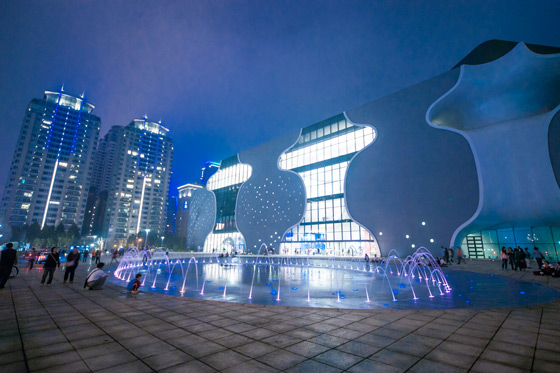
xmin=63 ymin=248 xmax=80 ymax=283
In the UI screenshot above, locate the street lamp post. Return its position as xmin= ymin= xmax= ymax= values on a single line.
xmin=161 ymin=236 xmax=165 ymax=248
xmin=145 ymin=229 xmax=150 ymax=250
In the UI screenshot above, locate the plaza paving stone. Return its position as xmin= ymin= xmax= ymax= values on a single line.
xmin=1 ymin=258 xmax=560 ymax=372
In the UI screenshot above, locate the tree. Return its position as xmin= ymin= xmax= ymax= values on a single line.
xmin=25 ymin=222 xmax=41 ymax=243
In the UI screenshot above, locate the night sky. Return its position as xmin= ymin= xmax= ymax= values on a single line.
xmin=1 ymin=0 xmax=559 ymax=195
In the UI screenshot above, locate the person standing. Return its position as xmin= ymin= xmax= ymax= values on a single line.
xmin=534 ymin=247 xmax=544 ymax=269
xmin=63 ymin=248 xmax=80 ymax=283
xmin=507 ymin=247 xmax=515 ymax=270
xmin=444 ymin=247 xmax=450 ymax=264
xmin=28 ymin=247 xmax=37 ymax=270
xmin=0 ymin=243 xmax=18 ymax=289
xmin=448 ymin=247 xmax=454 ymax=263
xmin=40 ymin=247 xmax=60 ymax=286
xmin=95 ymin=249 xmax=101 ymax=264
xmin=524 ymin=248 xmax=532 ymax=268
xmin=501 ymin=247 xmax=508 ymax=270
xmin=456 ymin=247 xmax=463 ymax=264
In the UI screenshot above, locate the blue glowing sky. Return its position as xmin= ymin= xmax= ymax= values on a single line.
xmin=0 ymin=0 xmax=559 ymax=193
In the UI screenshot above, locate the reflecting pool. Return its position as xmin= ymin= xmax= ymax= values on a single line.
xmin=110 ymin=248 xmax=560 ymax=310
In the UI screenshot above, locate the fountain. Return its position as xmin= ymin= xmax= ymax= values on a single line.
xmin=112 ymin=245 xmax=560 ymax=310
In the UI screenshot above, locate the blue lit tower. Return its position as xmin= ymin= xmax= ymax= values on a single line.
xmin=0 ymin=89 xmax=101 ymax=229
xmin=103 ymin=118 xmax=173 ymax=245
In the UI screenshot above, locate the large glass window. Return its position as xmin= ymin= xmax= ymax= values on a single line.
xmin=279 ymin=115 xmax=378 ymax=257
xmin=463 ymin=226 xmax=560 ymax=261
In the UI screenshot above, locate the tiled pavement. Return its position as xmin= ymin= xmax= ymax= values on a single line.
xmin=1 ymin=258 xmax=560 ymax=372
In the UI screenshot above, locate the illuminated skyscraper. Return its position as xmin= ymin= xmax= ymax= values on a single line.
xmin=102 ymin=118 xmax=173 ymax=245
xmin=0 ymin=89 xmax=100 ymax=229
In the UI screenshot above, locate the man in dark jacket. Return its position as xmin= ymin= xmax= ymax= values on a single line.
xmin=40 ymin=247 xmax=60 ymax=286
xmin=0 ymin=242 xmax=18 ymax=289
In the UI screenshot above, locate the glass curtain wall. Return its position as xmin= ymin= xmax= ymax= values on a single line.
xmin=462 ymin=226 xmax=560 ymax=262
xmin=278 ymin=114 xmax=379 ymax=257
xmin=203 ymin=157 xmax=251 ymax=253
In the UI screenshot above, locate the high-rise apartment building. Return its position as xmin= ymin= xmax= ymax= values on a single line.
xmin=0 ymin=89 xmax=100 ymax=229
xmin=101 ymin=118 xmax=173 ymax=245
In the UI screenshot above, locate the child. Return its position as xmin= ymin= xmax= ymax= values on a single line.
xmin=127 ymin=273 xmax=142 ymax=293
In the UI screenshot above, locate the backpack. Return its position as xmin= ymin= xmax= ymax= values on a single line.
xmin=126 ymin=278 xmax=136 ymax=291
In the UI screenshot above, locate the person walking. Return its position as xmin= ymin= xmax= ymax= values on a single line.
xmin=95 ymin=250 xmax=101 ymax=264
xmin=82 ymin=250 xmax=89 ymax=263
xmin=448 ymin=247 xmax=454 ymax=263
xmin=63 ymin=248 xmax=80 ymax=283
xmin=0 ymin=243 xmax=18 ymax=289
xmin=501 ymin=247 xmax=508 ymax=270
xmin=28 ymin=247 xmax=37 ymax=270
xmin=110 ymin=250 xmax=118 ymax=264
xmin=40 ymin=247 xmax=60 ymax=286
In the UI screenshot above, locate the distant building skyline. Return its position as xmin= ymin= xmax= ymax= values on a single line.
xmin=0 ymin=90 xmax=100 ymax=230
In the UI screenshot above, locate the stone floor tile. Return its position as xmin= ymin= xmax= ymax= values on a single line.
xmin=27 ymin=350 xmax=82 ymax=371
xmin=336 ymin=340 xmax=382 ymax=358
xmin=26 ymin=342 xmax=76 ymax=359
xmin=83 ymin=350 xmax=137 ymax=371
xmin=180 ymin=340 xmax=227 ymax=358
xmin=347 ymin=358 xmax=401 ymax=373
xmin=200 ymin=349 xmax=251 ymax=371
xmin=95 ymin=359 xmax=154 ymax=373
xmin=131 ymin=340 xmax=177 ymax=358
xmin=533 ymin=359 xmax=560 ymax=373
xmin=408 ymin=358 xmax=468 ymax=373
xmin=214 ymin=334 xmax=253 ymax=348
xmin=480 ymin=349 xmax=533 ymax=370
xmin=486 ymin=340 xmax=534 ymax=357
xmin=33 ymin=359 xmax=91 ymax=373
xmin=197 ymin=328 xmax=233 ymax=340
xmin=287 ymin=359 xmax=343 ymax=373
xmin=285 ymin=340 xmax=330 ymax=358
xmin=0 ymin=361 xmax=27 ymax=373
xmin=535 ymin=349 xmax=560 ymax=363
xmin=424 ymin=347 xmax=478 ymax=369
xmin=471 ymin=359 xmax=530 ymax=373
xmin=0 ymin=337 xmax=24 ymax=354
xmin=310 ymin=333 xmax=349 ymax=348
xmin=369 ymin=349 xmax=420 ymax=370
xmin=437 ymin=340 xmax=484 ymax=357
xmin=143 ymin=349 xmax=193 ymax=371
xmin=222 ymin=359 xmax=279 ymax=373
xmin=70 ymin=334 xmax=114 ymax=349
xmin=261 ymin=334 xmax=302 ymax=348
xmin=256 ymin=349 xmax=308 ymax=371
xmin=234 ymin=340 xmax=278 ymax=358
xmin=286 ymin=327 xmax=321 ymax=339
xmin=0 ymin=350 xmax=24 ymax=364
xmin=76 ymin=341 xmax=124 ymax=359
xmin=241 ymin=327 xmax=277 ymax=340
xmin=313 ymin=349 xmax=363 ymax=370
xmin=386 ymin=340 xmax=433 ymax=357
xmin=160 ymin=359 xmax=216 ymax=373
